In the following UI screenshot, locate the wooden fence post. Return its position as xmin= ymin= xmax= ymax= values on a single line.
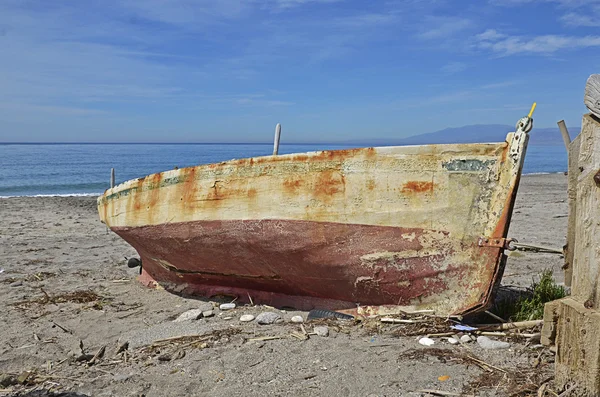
xmin=543 ymin=114 xmax=600 ymax=395
xmin=564 ymin=132 xmax=581 ymax=287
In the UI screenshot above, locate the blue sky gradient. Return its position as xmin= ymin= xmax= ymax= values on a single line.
xmin=1 ymin=0 xmax=598 ymax=143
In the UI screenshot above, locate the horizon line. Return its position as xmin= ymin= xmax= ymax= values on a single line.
xmin=0 ymin=141 xmax=351 ymax=145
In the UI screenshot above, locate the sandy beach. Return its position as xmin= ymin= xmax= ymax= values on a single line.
xmin=0 ymin=174 xmax=567 ymax=397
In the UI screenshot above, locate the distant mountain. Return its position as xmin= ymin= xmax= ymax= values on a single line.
xmin=344 ymin=124 xmax=579 ymax=146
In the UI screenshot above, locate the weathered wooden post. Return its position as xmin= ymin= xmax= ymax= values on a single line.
xmin=559 ymin=119 xmax=578 ymax=288
xmin=557 ymin=120 xmax=572 ymax=151
xmin=542 ymin=74 xmax=600 ymax=395
xmin=273 ymin=123 xmax=281 ymax=155
xmin=110 ymin=168 xmax=115 ymax=189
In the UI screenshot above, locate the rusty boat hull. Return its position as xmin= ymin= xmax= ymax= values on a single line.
xmin=98 ymin=130 xmax=528 ymax=316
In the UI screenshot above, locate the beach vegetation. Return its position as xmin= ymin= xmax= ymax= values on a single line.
xmin=493 ymin=269 xmax=567 ymax=322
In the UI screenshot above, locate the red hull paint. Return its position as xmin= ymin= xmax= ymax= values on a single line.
xmin=113 ymin=219 xmax=503 ymax=314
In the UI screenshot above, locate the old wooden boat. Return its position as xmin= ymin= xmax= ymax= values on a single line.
xmin=98 ymin=112 xmax=534 ymax=316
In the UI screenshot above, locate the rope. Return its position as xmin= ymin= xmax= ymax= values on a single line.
xmin=511 ymin=242 xmax=563 ymax=255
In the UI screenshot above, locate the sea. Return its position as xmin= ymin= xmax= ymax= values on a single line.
xmin=0 ymin=143 xmax=568 ymax=197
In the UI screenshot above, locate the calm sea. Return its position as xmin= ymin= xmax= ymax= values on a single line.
xmin=0 ymin=143 xmax=568 ymax=197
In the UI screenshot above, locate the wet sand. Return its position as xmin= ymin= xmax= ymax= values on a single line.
xmin=0 ymin=174 xmax=567 ymax=396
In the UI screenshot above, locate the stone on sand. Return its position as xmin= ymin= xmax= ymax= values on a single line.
xmin=173 ymin=309 xmax=204 ymax=322
xmin=219 ymin=303 xmax=236 ymax=311
xmin=256 ymin=312 xmax=281 ymax=325
xmin=240 ymin=314 xmax=255 ymax=322
xmin=291 ymin=315 xmax=304 ymax=323
xmin=477 ymin=336 xmax=510 ymax=350
xmin=314 ymin=326 xmax=329 ymax=337
xmin=460 ymin=334 xmax=474 ymax=343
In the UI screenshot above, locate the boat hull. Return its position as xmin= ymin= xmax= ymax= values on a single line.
xmin=114 ymin=219 xmax=504 ymax=314
xmin=99 ymin=132 xmax=528 ymax=316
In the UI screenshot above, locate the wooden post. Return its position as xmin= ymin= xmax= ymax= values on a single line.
xmin=564 ymin=134 xmax=581 ymax=287
xmin=110 ymin=168 xmax=115 ymax=189
xmin=570 ymin=114 xmax=600 ymax=305
xmin=543 ymin=114 xmax=600 ymax=395
xmin=273 ymin=123 xmax=281 ymax=155
xmin=557 ymin=120 xmax=572 ymax=152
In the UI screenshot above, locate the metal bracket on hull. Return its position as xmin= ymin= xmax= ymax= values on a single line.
xmin=478 ymin=237 xmax=517 ymax=251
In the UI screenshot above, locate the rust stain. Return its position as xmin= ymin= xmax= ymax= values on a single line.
xmin=181 ymin=167 xmax=197 ymax=208
xmin=366 ymin=180 xmax=376 ymax=191
xmin=401 ymin=181 xmax=434 ymax=194
xmin=132 ymin=178 xmax=144 ymax=211
xmin=247 ymin=187 xmax=257 ymax=198
xmin=314 ymin=170 xmax=345 ymax=198
xmin=283 ymin=178 xmax=304 ymax=193
xmin=148 ymin=173 xmax=163 ymax=208
xmin=249 ymin=147 xmax=377 ymax=165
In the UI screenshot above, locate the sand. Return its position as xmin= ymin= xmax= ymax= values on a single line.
xmin=0 ymin=174 xmax=567 ymax=397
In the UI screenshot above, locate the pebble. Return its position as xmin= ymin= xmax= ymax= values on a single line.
xmin=202 ymin=310 xmax=214 ymax=318
xmin=477 ymin=336 xmax=510 ymax=350
xmin=418 ymin=337 xmax=435 ymax=346
xmin=219 ymin=303 xmax=236 ymax=311
xmin=460 ymin=334 xmax=473 ymax=343
xmin=446 ymin=337 xmax=460 ymax=345
xmin=9 ymin=281 xmax=23 ymax=287
xmin=314 ymin=326 xmax=329 ymax=337
xmin=240 ymin=314 xmax=255 ymax=322
xmin=173 ymin=309 xmax=204 ymax=322
xmin=291 ymin=315 xmax=304 ymax=323
xmin=256 ymin=312 xmax=281 ymax=325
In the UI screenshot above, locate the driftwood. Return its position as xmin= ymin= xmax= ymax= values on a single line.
xmin=477 ymin=320 xmax=543 ymax=330
xmin=584 ymin=74 xmax=600 ymax=118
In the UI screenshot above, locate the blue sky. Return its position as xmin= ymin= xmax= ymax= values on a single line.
xmin=0 ymin=0 xmax=598 ymax=143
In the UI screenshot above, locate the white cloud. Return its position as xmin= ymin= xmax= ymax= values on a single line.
xmin=0 ymin=0 xmax=344 ymax=120
xmin=475 ymin=30 xmax=600 ymax=55
xmin=480 ymin=81 xmax=518 ymax=89
xmin=490 ymin=0 xmax=600 ymax=27
xmin=476 ymin=29 xmax=506 ymax=41
xmin=560 ymin=9 xmax=600 ymax=26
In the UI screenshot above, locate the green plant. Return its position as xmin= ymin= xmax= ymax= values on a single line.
xmin=493 ymin=269 xmax=567 ymax=322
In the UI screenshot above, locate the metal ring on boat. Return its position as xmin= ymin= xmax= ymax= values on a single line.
xmin=504 ymin=238 xmax=518 ymax=251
